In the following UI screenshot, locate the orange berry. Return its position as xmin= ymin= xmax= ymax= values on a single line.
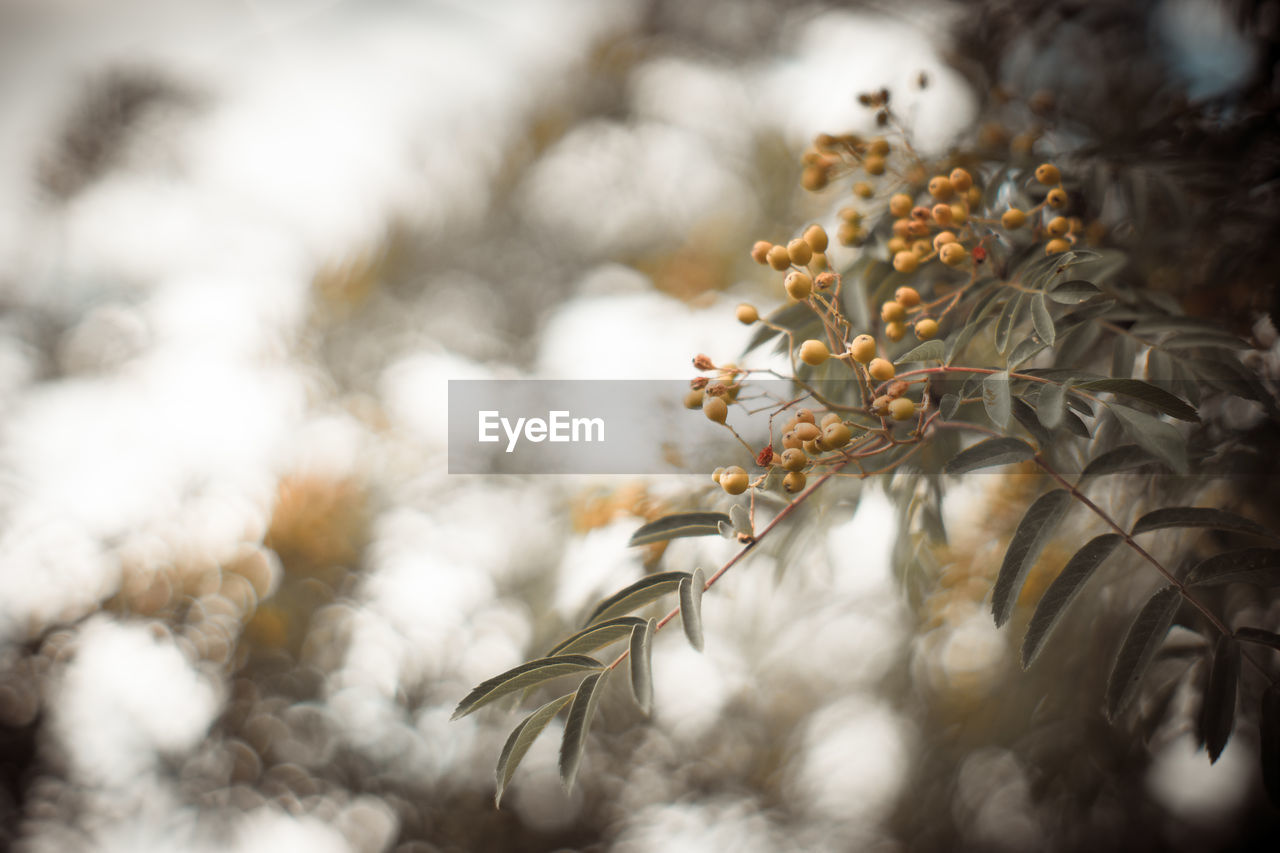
xmin=703 ymin=396 xmax=728 ymax=423
xmin=887 ymin=237 xmax=908 ymax=254
xmin=868 ymin=358 xmax=895 ymax=381
xmin=915 ymin=318 xmax=939 ymax=340
xmin=888 ymin=397 xmax=916 ymax=421
xmin=1046 ymin=188 xmax=1068 ymax=208
xmin=868 ymin=138 xmax=890 ymax=157
xmin=911 ymin=239 xmax=932 ymax=257
xmin=864 ymin=155 xmax=886 ymax=176
xmin=949 ymin=202 xmax=969 ymax=225
xmin=850 ymin=334 xmax=877 ymax=363
xmin=809 ymin=253 xmax=830 ymax=272
xmin=787 ymin=238 xmax=813 ymax=266
xmin=801 ymin=165 xmax=829 ymax=191
xmin=906 ymin=220 xmax=929 ymax=238
xmin=751 ymin=241 xmax=772 ymax=264
xmin=892 ymin=218 xmax=912 ymax=239
xmin=894 ymin=286 xmax=921 ymax=307
xmin=1045 ymin=238 xmax=1071 ymax=255
xmin=1047 ymin=216 xmax=1069 ymax=237
xmin=870 ymin=395 xmax=892 ymax=415
xmin=881 ymin=300 xmax=906 ymax=323
xmin=949 ymin=167 xmax=973 ymax=191
xmin=720 ymin=466 xmax=749 ymax=495
xmin=1002 ymin=208 xmax=1027 ymax=230
xmin=684 ymin=388 xmax=705 ymax=409
xmin=892 ymin=251 xmax=919 ymax=273
xmin=928 ymin=176 xmax=954 ymax=200
xmin=799 ymin=339 xmax=829 ymax=365
xmin=793 ymin=422 xmax=821 ymax=442
xmin=804 ymin=224 xmax=829 ymax=253
xmin=837 ymin=223 xmax=863 ymax=246
xmin=795 ymin=408 xmax=816 ymax=424
xmin=939 ymin=242 xmax=968 ymax=266
xmin=932 ymin=203 xmax=953 ymax=226
xmin=820 ymin=412 xmax=843 ymax=428
xmin=767 ymin=244 xmax=791 ymax=270
xmin=885 ymin=321 xmax=906 ymax=342
xmin=889 ymin=193 xmax=913 ymax=217
xmin=822 ymin=421 xmax=852 ymax=449
xmin=785 ymin=271 xmax=813 ymax=300
xmin=932 ymin=230 xmax=957 ymax=250
xmin=736 ymin=303 xmax=759 ymax=324
xmin=853 ymin=181 xmax=874 ymax=199
xmin=1035 ymin=163 xmax=1061 ymax=185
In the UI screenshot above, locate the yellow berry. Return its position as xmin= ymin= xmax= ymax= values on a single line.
xmin=781 ymin=448 xmax=807 ymax=472
xmin=1002 ymin=208 xmax=1027 ymax=230
xmin=949 ymin=202 xmax=969 ymax=225
xmin=783 ymin=471 xmax=807 ymax=493
xmin=892 ymin=218 xmax=912 ymax=239
xmin=949 ymin=168 xmax=973 ymax=192
xmin=885 ymin=321 xmax=906 ymax=342
xmin=864 ymin=155 xmax=886 ymax=176
xmin=684 ymin=388 xmax=705 ymax=409
xmin=889 ymin=193 xmax=913 ymax=217
xmin=836 ymin=223 xmax=862 ymax=247
xmin=1046 ymin=188 xmax=1068 ymax=209
xmin=767 ymin=244 xmax=791 ymax=270
xmin=853 ymin=181 xmax=874 ymax=199
xmin=868 ymin=138 xmax=890 ymax=156
xmin=799 ymin=339 xmax=829 ymax=366
xmin=881 ymin=300 xmax=906 ymax=323
xmin=820 ymin=412 xmax=843 ymax=428
xmin=932 ymin=230 xmax=957 ymax=250
xmin=850 ymin=334 xmax=877 ymax=363
xmin=887 ymin=237 xmax=908 ymax=254
xmin=889 ymin=397 xmax=916 ymax=421
xmin=793 ymin=422 xmax=821 ymax=442
xmin=892 ymin=251 xmax=919 ymax=273
xmin=928 ymin=176 xmax=954 ymax=200
xmin=1035 ymin=163 xmax=1061 ymax=185
xmin=703 ymin=396 xmax=728 ymax=423
xmin=915 ymin=318 xmax=939 ymax=340
xmin=720 ymin=466 xmax=749 ymax=495
xmin=785 ymin=271 xmax=813 ymax=300
xmin=911 ymin=239 xmax=932 ymax=257
xmin=1045 ymin=238 xmax=1071 ymax=255
xmin=787 ymin=238 xmax=813 ymax=266
xmin=895 ymin=286 xmax=921 ymax=307
xmin=822 ymin=422 xmax=852 ymax=449
xmin=736 ymin=303 xmax=759 ymax=324
xmin=804 ymin=224 xmax=829 ymax=253
xmin=809 ymin=253 xmax=829 ymax=272
xmin=868 ymin=358 xmax=895 ymax=381
xmin=801 ymin=165 xmax=829 ymax=191
xmin=751 ymin=241 xmax=772 ymax=264
xmin=932 ymin=203 xmax=953 ymax=226
xmin=795 ymin=408 xmax=816 ymax=424
xmin=939 ymin=242 xmax=968 ymax=266
xmin=1047 ymin=216 xmax=1069 ymax=237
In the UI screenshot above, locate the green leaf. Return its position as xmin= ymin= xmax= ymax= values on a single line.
xmin=629 ymin=513 xmax=732 ymax=546
xmin=1198 ymin=635 xmax=1239 ymax=763
xmin=946 ymin=315 xmax=993 ymax=364
xmin=1236 ymin=627 xmax=1280 ymax=651
xmin=1106 ymin=587 xmax=1181 ymax=720
xmin=453 ymin=655 xmax=604 ymax=720
xmin=1021 ymin=534 xmax=1122 ymax=668
xmin=680 ymin=568 xmax=705 ymax=652
xmin=495 ymin=693 xmax=573 ymax=807
xmin=992 ymin=489 xmax=1072 ymax=628
xmin=1011 ymin=397 xmax=1052 ymax=448
xmin=982 ymin=370 xmax=1011 ymax=429
xmin=1031 ymin=292 xmax=1056 ymax=346
xmin=1075 ymin=378 xmax=1198 ymax=422
xmin=559 ymin=671 xmax=608 ymax=792
xmin=1110 ymin=405 xmax=1189 ymax=475
xmin=1262 ymin=685 xmax=1280 ymax=807
xmin=547 ymin=617 xmax=647 ymax=657
xmin=945 ymin=437 xmax=1036 ymax=475
xmin=939 ymin=393 xmax=961 ymax=421
xmin=1008 ymin=338 xmax=1047 ymax=368
xmin=585 ymin=571 xmax=690 ymax=625
xmin=629 ymin=618 xmax=656 ymax=714
xmin=1080 ymin=444 xmax=1160 ymax=478
xmin=1184 ymin=548 xmax=1280 ymax=587
xmin=1048 ymin=280 xmax=1103 ymax=304
xmin=1060 ymin=408 xmax=1092 ymax=438
xmin=1131 ymin=507 xmax=1274 ymax=539
xmin=1037 ymin=381 xmax=1068 ymax=430
xmin=995 ymin=294 xmax=1025 ymax=355
xmin=894 ymin=339 xmax=945 ymax=364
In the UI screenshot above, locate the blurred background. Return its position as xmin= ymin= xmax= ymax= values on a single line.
xmin=1 ymin=0 xmax=1278 ymax=850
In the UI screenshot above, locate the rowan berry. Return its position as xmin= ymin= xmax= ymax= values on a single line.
xmin=932 ymin=204 xmax=952 ymax=226
xmin=864 ymin=155 xmax=886 ymax=176
xmin=895 ymin=286 xmax=921 ymax=307
xmin=928 ymin=176 xmax=954 ymax=200
xmin=853 ymin=181 xmax=874 ymax=199
xmin=720 ymin=466 xmax=749 ymax=495
xmin=751 ymin=241 xmax=772 ymax=264
xmin=781 ymin=448 xmax=807 ymax=472
xmin=889 ymin=194 xmax=913 ymax=217
xmin=939 ymin=242 xmax=968 ymax=266
xmin=804 ymin=224 xmax=829 ymax=253
xmin=767 ymin=244 xmax=791 ymax=270
xmin=1002 ymin=208 xmax=1027 ymax=230
xmin=850 ymin=334 xmax=877 ymax=363
xmin=736 ymin=303 xmax=759 ymax=324
xmin=893 ymin=251 xmax=919 ymax=273
xmin=1045 ymin=238 xmax=1070 ymax=255
xmin=1035 ymin=163 xmax=1061 ymax=185
xmin=704 ymin=396 xmax=728 ymax=423
xmin=915 ymin=318 xmax=939 ymax=339
xmin=889 ymin=397 xmax=916 ymax=421
xmin=868 ymin=358 xmax=895 ymax=381
xmin=785 ymin=271 xmax=813 ymax=300
xmin=1046 ymin=188 xmax=1068 ymax=209
xmin=885 ymin=321 xmax=906 ymax=342
xmin=881 ymin=300 xmax=906 ymax=323
xmin=783 ymin=471 xmax=807 ymax=493
xmin=799 ymin=339 xmax=829 ymax=365
xmin=949 ymin=168 xmax=973 ymax=191
xmin=823 ymin=421 xmax=852 ymax=448
xmin=787 ymin=238 xmax=813 ymax=266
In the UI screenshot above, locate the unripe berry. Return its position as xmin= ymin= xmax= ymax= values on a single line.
xmin=799 ymin=339 xmax=829 ymax=365
xmin=868 ymin=357 xmax=895 ymax=381
xmin=822 ymin=421 xmax=852 ymax=449
xmin=783 ymin=471 xmax=807 ymax=493
xmin=751 ymin=241 xmax=772 ymax=264
xmin=932 ymin=203 xmax=953 ymax=226
xmin=781 ymin=448 xmax=807 ymax=472
xmin=939 ymin=242 xmax=968 ymax=266
xmin=853 ymin=181 xmax=874 ymax=199
xmin=704 ymin=396 xmax=728 ymax=423
xmin=889 ymin=193 xmax=913 ymax=217
xmin=787 ymin=238 xmax=813 ymax=266
xmin=895 ymin=286 xmax=921 ymax=307
xmin=887 ymin=237 xmax=908 ymax=254
xmin=1046 ymin=188 xmax=1068 ymax=209
xmin=795 ymin=408 xmax=816 ymax=424
xmin=932 ymin=230 xmax=957 ymax=250
xmin=868 ymin=138 xmax=890 ymax=156
xmin=949 ymin=167 xmax=973 ymax=191
xmin=885 ymin=321 xmax=906 ymax=342
xmin=893 ymin=251 xmax=919 ymax=273
xmin=889 ymin=397 xmax=916 ymax=421
xmin=928 ymin=176 xmax=954 ymax=200
xmin=915 ymin=318 xmax=939 ymax=340
xmin=801 ymin=165 xmax=829 ymax=191
xmin=684 ymin=388 xmax=705 ymax=408
xmin=736 ymin=303 xmax=759 ymax=324
xmin=871 ymin=395 xmax=892 ymax=415
xmin=864 ymin=155 xmax=886 ymax=176
xmin=793 ymin=422 xmax=821 ymax=442
xmin=720 ymin=466 xmax=749 ymax=495
xmin=1034 ymin=163 xmax=1061 ymax=185
xmin=850 ymin=334 xmax=877 ymax=363
xmin=881 ymin=300 xmax=906 ymax=323
xmin=820 ymin=412 xmax=843 ymax=428
xmin=804 ymin=224 xmax=829 ymax=253
xmin=1002 ymin=208 xmax=1027 ymax=230
xmin=1045 ymin=238 xmax=1070 ymax=255
xmin=767 ymin=244 xmax=791 ymax=270
xmin=1047 ymin=216 xmax=1069 ymax=237
xmin=785 ymin=271 xmax=814 ymax=300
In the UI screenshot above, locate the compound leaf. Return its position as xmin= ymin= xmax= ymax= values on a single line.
xmin=559 ymin=671 xmax=608 ymax=792
xmin=1022 ymin=534 xmax=1122 ymax=667
xmin=453 ymin=655 xmax=603 ymax=720
xmin=1106 ymin=587 xmax=1181 ymax=720
xmin=1110 ymin=405 xmax=1188 ymax=475
xmin=1132 ymin=507 xmax=1275 ymax=539
xmin=548 ymin=617 xmax=646 ymax=657
xmin=1198 ymin=635 xmax=1239 ymax=764
xmin=1184 ymin=548 xmax=1280 ymax=587
xmin=945 ymin=437 xmax=1036 ymax=475
xmin=993 ymin=489 xmax=1072 ymax=627
xmin=495 ymin=693 xmax=573 ymax=807
xmin=983 ymin=370 xmax=1011 ymax=429
xmin=1076 ymin=378 xmax=1198 ymax=422
xmin=585 ymin=571 xmax=690 ymax=625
